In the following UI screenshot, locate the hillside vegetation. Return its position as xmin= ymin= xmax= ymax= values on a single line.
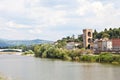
xmin=93 ymin=27 xmax=120 ymax=39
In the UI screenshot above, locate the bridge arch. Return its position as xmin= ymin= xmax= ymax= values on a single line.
xmin=0 ymin=49 xmax=22 ymax=52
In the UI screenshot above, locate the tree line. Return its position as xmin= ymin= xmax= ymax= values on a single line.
xmin=22 ymin=44 xmax=120 ymax=64
xmin=93 ymin=27 xmax=120 ymax=39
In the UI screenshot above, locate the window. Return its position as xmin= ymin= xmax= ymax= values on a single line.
xmin=88 ymin=38 xmax=92 ymax=43
xmin=88 ymin=32 xmax=91 ymax=37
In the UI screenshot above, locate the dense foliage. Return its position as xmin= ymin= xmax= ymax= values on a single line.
xmin=33 ymin=44 xmax=91 ymax=60
xmin=93 ymin=27 xmax=120 ymax=39
xmin=25 ymin=44 xmax=120 ymax=64
xmin=23 ymin=50 xmax=34 ymax=55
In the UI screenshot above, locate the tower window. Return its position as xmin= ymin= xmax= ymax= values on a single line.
xmin=88 ymin=38 xmax=92 ymax=43
xmin=88 ymin=32 xmax=91 ymax=37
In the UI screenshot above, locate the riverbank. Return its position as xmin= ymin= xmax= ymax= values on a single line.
xmin=23 ymin=51 xmax=120 ymax=65
xmin=22 ymin=44 xmax=120 ymax=65
xmin=0 ymin=52 xmax=22 ymax=55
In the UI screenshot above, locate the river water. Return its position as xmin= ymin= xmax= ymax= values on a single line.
xmin=0 ymin=54 xmax=120 ymax=80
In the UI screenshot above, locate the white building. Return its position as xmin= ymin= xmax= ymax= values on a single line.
xmin=65 ymin=42 xmax=80 ymax=50
xmin=93 ymin=39 xmax=112 ymax=51
xmin=93 ymin=39 xmax=98 ymax=50
xmin=102 ymin=40 xmax=112 ymax=51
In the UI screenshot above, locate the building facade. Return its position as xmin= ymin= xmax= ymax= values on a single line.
xmin=65 ymin=42 xmax=80 ymax=50
xmin=94 ymin=40 xmax=102 ymax=51
xmin=93 ymin=39 xmax=112 ymax=51
xmin=102 ymin=40 xmax=112 ymax=51
xmin=112 ymin=39 xmax=120 ymax=51
xmin=83 ymin=29 xmax=93 ymax=48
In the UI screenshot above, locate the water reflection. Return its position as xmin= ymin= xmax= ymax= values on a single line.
xmin=0 ymin=55 xmax=120 ymax=80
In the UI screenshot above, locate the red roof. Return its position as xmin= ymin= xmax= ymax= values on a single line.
xmin=112 ymin=39 xmax=120 ymax=47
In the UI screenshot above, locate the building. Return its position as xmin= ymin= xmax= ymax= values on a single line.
xmin=94 ymin=39 xmax=102 ymax=51
xmin=112 ymin=39 xmax=120 ymax=51
xmin=65 ymin=42 xmax=80 ymax=50
xmin=93 ymin=39 xmax=112 ymax=51
xmin=83 ymin=29 xmax=93 ymax=48
xmin=102 ymin=40 xmax=112 ymax=51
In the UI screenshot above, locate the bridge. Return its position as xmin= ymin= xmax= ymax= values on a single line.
xmin=0 ymin=49 xmax=22 ymax=52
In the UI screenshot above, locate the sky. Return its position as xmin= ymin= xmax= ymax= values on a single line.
xmin=0 ymin=0 xmax=120 ymax=41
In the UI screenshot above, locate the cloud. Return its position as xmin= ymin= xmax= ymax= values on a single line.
xmin=76 ymin=0 xmax=116 ymax=17
xmin=0 ymin=0 xmax=120 ymax=40
xmin=26 ymin=6 xmax=69 ymax=27
xmin=29 ymin=26 xmax=43 ymax=34
xmin=6 ymin=21 xmax=32 ymax=29
xmin=75 ymin=0 xmax=120 ymax=29
xmin=0 ymin=0 xmax=25 ymax=14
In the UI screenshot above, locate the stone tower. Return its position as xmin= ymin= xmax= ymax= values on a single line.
xmin=83 ymin=29 xmax=93 ymax=48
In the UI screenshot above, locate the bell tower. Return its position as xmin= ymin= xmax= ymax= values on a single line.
xmin=83 ymin=29 xmax=93 ymax=48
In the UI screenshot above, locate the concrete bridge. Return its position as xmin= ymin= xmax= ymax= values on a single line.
xmin=0 ymin=49 xmax=22 ymax=52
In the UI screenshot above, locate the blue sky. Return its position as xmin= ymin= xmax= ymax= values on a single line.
xmin=0 ymin=0 xmax=120 ymax=41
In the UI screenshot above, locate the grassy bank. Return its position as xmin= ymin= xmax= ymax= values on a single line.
xmin=24 ymin=44 xmax=120 ymax=65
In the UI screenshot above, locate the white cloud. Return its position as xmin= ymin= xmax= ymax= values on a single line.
xmin=29 ymin=29 xmax=42 ymax=34
xmin=28 ymin=25 xmax=43 ymax=34
xmin=0 ymin=0 xmax=120 ymax=40
xmin=26 ymin=6 xmax=69 ymax=26
xmin=75 ymin=0 xmax=120 ymax=28
xmin=76 ymin=0 xmax=91 ymax=16
xmin=0 ymin=18 xmax=7 ymax=30
xmin=0 ymin=0 xmax=69 ymax=28
xmin=0 ymin=0 xmax=25 ymax=14
xmin=26 ymin=0 xmax=41 ymax=7
xmin=6 ymin=21 xmax=32 ymax=29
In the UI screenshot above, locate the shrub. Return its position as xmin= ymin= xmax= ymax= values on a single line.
xmin=23 ymin=50 xmax=34 ymax=55
xmin=80 ymin=55 xmax=98 ymax=62
xmin=33 ymin=44 xmax=120 ymax=64
xmin=63 ymin=54 xmax=72 ymax=61
xmin=99 ymin=53 xmax=113 ymax=63
xmin=112 ymin=55 xmax=120 ymax=63
xmin=80 ymin=55 xmax=90 ymax=62
xmin=73 ymin=56 xmax=80 ymax=61
xmin=41 ymin=51 xmax=47 ymax=58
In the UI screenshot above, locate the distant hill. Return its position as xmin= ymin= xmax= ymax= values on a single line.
xmin=0 ymin=39 xmax=53 ymax=47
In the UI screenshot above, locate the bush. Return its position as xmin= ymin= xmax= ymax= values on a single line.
xmin=112 ymin=55 xmax=120 ymax=63
xmin=80 ymin=55 xmax=98 ymax=62
xmin=98 ymin=53 xmax=113 ymax=63
xmin=41 ymin=51 xmax=47 ymax=58
xmin=80 ymin=55 xmax=91 ymax=62
xmin=33 ymin=44 xmax=120 ymax=64
xmin=63 ymin=54 xmax=72 ymax=61
xmin=73 ymin=56 xmax=80 ymax=61
xmin=23 ymin=50 xmax=34 ymax=55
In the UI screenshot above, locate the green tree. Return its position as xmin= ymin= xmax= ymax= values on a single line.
xmin=93 ymin=29 xmax=98 ymax=39
xmin=78 ymin=35 xmax=83 ymax=42
xmin=104 ymin=28 xmax=107 ymax=32
xmin=109 ymin=28 xmax=112 ymax=31
xmin=102 ymin=33 xmax=110 ymax=38
xmin=56 ymin=40 xmax=66 ymax=48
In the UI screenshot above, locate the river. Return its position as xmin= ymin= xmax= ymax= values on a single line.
xmin=0 ymin=54 xmax=120 ymax=80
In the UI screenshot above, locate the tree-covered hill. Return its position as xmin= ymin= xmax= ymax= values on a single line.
xmin=93 ymin=27 xmax=120 ymax=39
